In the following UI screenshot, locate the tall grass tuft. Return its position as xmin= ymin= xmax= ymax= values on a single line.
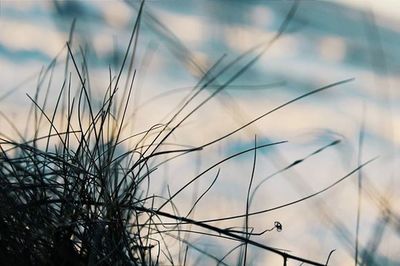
xmin=0 ymin=1 xmax=374 ymax=265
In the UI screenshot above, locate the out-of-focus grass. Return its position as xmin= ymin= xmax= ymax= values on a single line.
xmin=0 ymin=1 xmax=390 ymax=265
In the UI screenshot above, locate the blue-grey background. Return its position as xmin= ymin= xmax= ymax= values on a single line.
xmin=1 ymin=1 xmax=399 ymax=265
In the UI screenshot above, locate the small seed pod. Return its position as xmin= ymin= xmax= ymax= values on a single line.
xmin=274 ymin=221 xmax=282 ymax=232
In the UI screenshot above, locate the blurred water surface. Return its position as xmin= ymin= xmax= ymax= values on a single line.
xmin=1 ymin=1 xmax=399 ymax=265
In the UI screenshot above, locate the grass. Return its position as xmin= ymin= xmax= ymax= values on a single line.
xmin=0 ymin=1 xmax=377 ymax=265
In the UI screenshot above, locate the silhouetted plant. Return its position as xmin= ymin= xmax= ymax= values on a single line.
xmin=0 ymin=1 xmax=376 ymax=265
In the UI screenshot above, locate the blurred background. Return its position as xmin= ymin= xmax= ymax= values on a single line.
xmin=1 ymin=0 xmax=399 ymax=265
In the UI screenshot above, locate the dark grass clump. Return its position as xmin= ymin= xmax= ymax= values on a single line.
xmin=0 ymin=58 xmax=154 ymax=265
xmin=0 ymin=1 xmax=374 ymax=265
